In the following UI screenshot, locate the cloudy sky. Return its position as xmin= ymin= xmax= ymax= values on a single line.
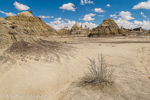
xmin=0 ymin=0 xmax=150 ymax=30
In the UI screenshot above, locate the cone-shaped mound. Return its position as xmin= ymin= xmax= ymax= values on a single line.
xmin=89 ymin=18 xmax=126 ymax=37
xmin=5 ymin=11 xmax=58 ymax=36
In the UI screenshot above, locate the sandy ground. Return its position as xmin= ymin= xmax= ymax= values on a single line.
xmin=0 ymin=36 xmax=150 ymax=100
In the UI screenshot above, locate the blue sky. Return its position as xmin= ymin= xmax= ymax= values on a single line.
xmin=0 ymin=0 xmax=150 ymax=30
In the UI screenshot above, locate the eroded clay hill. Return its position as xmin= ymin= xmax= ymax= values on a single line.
xmin=0 ymin=17 xmax=37 ymax=49
xmin=0 ymin=16 xmax=71 ymax=63
xmin=58 ymin=26 xmax=70 ymax=34
xmin=90 ymin=18 xmax=126 ymax=37
xmin=5 ymin=11 xmax=58 ymax=36
xmin=70 ymin=22 xmax=90 ymax=35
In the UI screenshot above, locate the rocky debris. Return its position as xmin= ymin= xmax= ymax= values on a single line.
xmin=58 ymin=26 xmax=70 ymax=34
xmin=70 ymin=22 xmax=90 ymax=35
xmin=89 ymin=18 xmax=126 ymax=37
xmin=0 ymin=16 xmax=37 ymax=49
xmin=5 ymin=11 xmax=58 ymax=36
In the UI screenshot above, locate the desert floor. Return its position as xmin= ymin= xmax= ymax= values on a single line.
xmin=0 ymin=36 xmax=150 ymax=100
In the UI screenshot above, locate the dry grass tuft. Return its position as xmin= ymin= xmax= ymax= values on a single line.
xmin=83 ymin=54 xmax=114 ymax=90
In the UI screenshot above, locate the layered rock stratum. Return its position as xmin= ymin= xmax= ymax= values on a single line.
xmin=5 ymin=11 xmax=58 ymax=36
xmin=0 ymin=14 xmax=70 ymax=63
xmin=89 ymin=18 xmax=126 ymax=37
xmin=58 ymin=26 xmax=70 ymax=34
xmin=0 ymin=17 xmax=37 ymax=49
xmin=70 ymin=22 xmax=90 ymax=35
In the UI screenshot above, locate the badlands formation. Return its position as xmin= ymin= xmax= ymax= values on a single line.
xmin=5 ymin=11 xmax=58 ymax=36
xmin=0 ymin=11 xmax=150 ymax=100
xmin=89 ymin=18 xmax=126 ymax=37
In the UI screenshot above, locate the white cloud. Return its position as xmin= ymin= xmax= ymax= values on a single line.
xmin=47 ymin=18 xmax=98 ymax=30
xmin=140 ymin=12 xmax=147 ymax=18
xmin=134 ymin=20 xmax=150 ymax=29
xmin=98 ymin=15 xmax=105 ymax=17
xmin=55 ymin=17 xmax=62 ymax=21
xmin=113 ymin=11 xmax=150 ymax=30
xmin=119 ymin=11 xmax=134 ymax=20
xmin=38 ymin=15 xmax=50 ymax=19
xmin=78 ymin=22 xmax=98 ymax=29
xmin=110 ymin=14 xmax=117 ymax=18
xmin=94 ymin=8 xmax=105 ymax=13
xmin=81 ymin=0 xmax=94 ymax=5
xmin=115 ymin=18 xmax=135 ymax=29
xmin=81 ymin=0 xmax=84 ymax=5
xmin=132 ymin=0 xmax=150 ymax=9
xmin=13 ymin=1 xmax=30 ymax=11
xmin=87 ymin=0 xmax=94 ymax=4
xmin=82 ymin=13 xmax=96 ymax=21
xmin=38 ymin=15 xmax=54 ymax=19
xmin=115 ymin=12 xmax=119 ymax=13
xmin=106 ymin=4 xmax=111 ymax=7
xmin=0 ymin=10 xmax=16 ymax=16
xmin=59 ymin=3 xmax=76 ymax=11
xmin=47 ymin=18 xmax=75 ymax=30
xmin=115 ymin=18 xmax=150 ymax=30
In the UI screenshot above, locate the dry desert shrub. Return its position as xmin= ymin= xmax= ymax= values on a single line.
xmin=83 ymin=54 xmax=114 ymax=89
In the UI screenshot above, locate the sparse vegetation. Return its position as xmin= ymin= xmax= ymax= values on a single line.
xmin=83 ymin=54 xmax=114 ymax=89
xmin=64 ymin=41 xmax=67 ymax=43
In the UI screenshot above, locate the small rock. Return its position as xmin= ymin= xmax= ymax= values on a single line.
xmin=28 ymin=44 xmax=31 ymax=47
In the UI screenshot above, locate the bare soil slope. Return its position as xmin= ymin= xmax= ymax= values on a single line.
xmin=0 ymin=37 xmax=150 ymax=100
